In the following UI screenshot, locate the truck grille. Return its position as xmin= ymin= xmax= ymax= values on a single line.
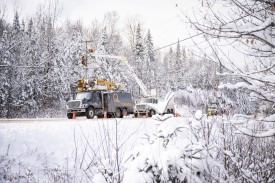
xmin=136 ymin=105 xmax=146 ymax=110
xmin=68 ymin=100 xmax=81 ymax=109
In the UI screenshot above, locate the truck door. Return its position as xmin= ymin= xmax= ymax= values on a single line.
xmin=103 ymin=93 xmax=108 ymax=112
xmin=92 ymin=92 xmax=102 ymax=108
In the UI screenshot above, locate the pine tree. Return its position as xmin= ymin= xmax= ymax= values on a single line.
xmin=21 ymin=20 xmax=25 ymax=32
xmin=27 ymin=18 xmax=33 ymax=36
xmin=94 ymin=27 xmax=113 ymax=80
xmin=0 ymin=29 xmax=12 ymax=117
xmin=134 ymin=23 xmax=145 ymax=96
xmin=144 ymin=30 xmax=155 ymax=90
xmin=174 ymin=40 xmax=182 ymax=90
xmin=13 ymin=11 xmax=20 ymax=34
xmin=179 ymin=46 xmax=187 ymax=87
xmin=163 ymin=48 xmax=175 ymax=91
xmin=0 ymin=19 xmax=4 ymax=37
xmin=135 ymin=23 xmax=144 ymax=61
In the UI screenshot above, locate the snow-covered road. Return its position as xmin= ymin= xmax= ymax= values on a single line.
xmin=0 ymin=117 xmax=143 ymax=123
xmin=0 ymin=117 xmax=163 ymax=170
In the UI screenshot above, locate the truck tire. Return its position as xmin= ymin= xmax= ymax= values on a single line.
xmin=115 ymin=108 xmax=122 ymax=118
xmin=67 ymin=113 xmax=73 ymax=119
xmin=149 ymin=109 xmax=156 ymax=117
xmin=97 ymin=115 xmax=104 ymax=119
xmin=171 ymin=109 xmax=175 ymax=116
xmin=86 ymin=107 xmax=95 ymax=119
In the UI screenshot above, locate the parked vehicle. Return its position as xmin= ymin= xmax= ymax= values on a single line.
xmin=134 ymin=93 xmax=175 ymax=117
xmin=67 ymin=79 xmax=134 ymax=119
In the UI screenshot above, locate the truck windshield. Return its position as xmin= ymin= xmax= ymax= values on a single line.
xmin=140 ymin=98 xmax=156 ymax=103
xmin=75 ymin=92 xmax=92 ymax=100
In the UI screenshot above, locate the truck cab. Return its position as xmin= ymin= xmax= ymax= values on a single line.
xmin=67 ymin=91 xmax=103 ymax=119
xmin=134 ymin=93 xmax=175 ymax=117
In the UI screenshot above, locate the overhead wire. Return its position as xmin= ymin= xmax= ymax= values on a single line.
xmin=153 ymin=4 xmax=271 ymax=52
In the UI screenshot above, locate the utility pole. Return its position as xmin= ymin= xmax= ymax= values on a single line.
xmin=81 ymin=40 xmax=93 ymax=79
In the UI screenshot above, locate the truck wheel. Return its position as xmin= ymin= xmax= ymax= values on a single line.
xmin=149 ymin=109 xmax=156 ymax=117
xmin=115 ymin=108 xmax=122 ymax=118
xmin=171 ymin=109 xmax=175 ymax=116
xmin=86 ymin=107 xmax=95 ymax=119
xmin=122 ymin=108 xmax=128 ymax=117
xmin=67 ymin=113 xmax=73 ymax=119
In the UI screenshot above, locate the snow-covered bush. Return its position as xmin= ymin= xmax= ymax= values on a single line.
xmin=123 ymin=118 xmax=224 ymax=182
xmin=0 ymin=153 xmax=74 ymax=183
xmin=220 ymin=120 xmax=275 ymax=182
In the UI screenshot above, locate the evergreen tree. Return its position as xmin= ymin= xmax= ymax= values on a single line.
xmin=94 ymin=27 xmax=111 ymax=80
xmin=144 ymin=30 xmax=155 ymax=90
xmin=174 ymin=40 xmax=182 ymax=90
xmin=180 ymin=46 xmax=187 ymax=86
xmin=0 ymin=19 xmax=4 ymax=37
xmin=134 ymin=23 xmax=145 ymax=96
xmin=135 ymin=23 xmax=144 ymax=61
xmin=12 ymin=11 xmax=20 ymax=34
xmin=21 ymin=20 xmax=25 ymax=32
xmin=27 ymin=18 xmax=33 ymax=36
xmin=0 ymin=29 xmax=12 ymax=117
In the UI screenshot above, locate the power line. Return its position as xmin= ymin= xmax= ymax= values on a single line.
xmin=154 ymin=33 xmax=203 ymax=51
xmin=153 ymin=5 xmax=270 ymax=52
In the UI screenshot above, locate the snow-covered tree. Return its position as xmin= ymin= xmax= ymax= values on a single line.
xmin=124 ymin=119 xmax=225 ymax=183
xmin=144 ymin=30 xmax=155 ymax=90
xmin=135 ymin=23 xmax=144 ymax=61
xmin=132 ymin=23 xmax=146 ymax=96
xmin=165 ymin=48 xmax=176 ymax=90
xmin=174 ymin=40 xmax=182 ymax=89
xmin=94 ymin=27 xmax=109 ymax=79
xmin=185 ymin=0 xmax=275 ymax=116
xmin=134 ymin=23 xmax=144 ymax=79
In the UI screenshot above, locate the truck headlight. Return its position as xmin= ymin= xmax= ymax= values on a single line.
xmin=82 ymin=104 xmax=88 ymax=108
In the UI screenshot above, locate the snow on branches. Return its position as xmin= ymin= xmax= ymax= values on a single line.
xmin=123 ymin=118 xmax=224 ymax=183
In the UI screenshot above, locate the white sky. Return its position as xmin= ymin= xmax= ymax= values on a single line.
xmin=5 ymin=0 xmax=199 ymax=49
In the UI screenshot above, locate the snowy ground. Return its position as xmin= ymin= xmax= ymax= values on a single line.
xmin=1 ymin=110 xmax=274 ymax=182
xmin=0 ymin=116 xmax=176 ymax=181
xmin=0 ymin=117 xmax=160 ymax=163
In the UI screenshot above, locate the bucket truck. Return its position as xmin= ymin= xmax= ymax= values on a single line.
xmin=91 ymin=53 xmax=175 ymax=117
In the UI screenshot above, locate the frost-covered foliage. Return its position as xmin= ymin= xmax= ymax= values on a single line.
xmin=184 ymin=0 xmax=275 ymax=117
xmin=175 ymin=86 xmax=257 ymax=115
xmin=220 ymin=120 xmax=275 ymax=182
xmin=123 ymin=115 xmax=275 ymax=182
xmin=0 ymin=151 xmax=74 ymax=183
xmin=0 ymin=9 xmax=131 ymax=118
xmin=123 ymin=119 xmax=224 ymax=183
xmin=161 ymin=46 xmax=221 ymax=94
xmin=1 ymin=116 xmax=275 ymax=182
xmin=0 ymin=7 xmax=84 ymax=118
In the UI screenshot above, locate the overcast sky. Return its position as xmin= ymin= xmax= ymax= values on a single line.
xmin=5 ymin=0 xmax=199 ymax=49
